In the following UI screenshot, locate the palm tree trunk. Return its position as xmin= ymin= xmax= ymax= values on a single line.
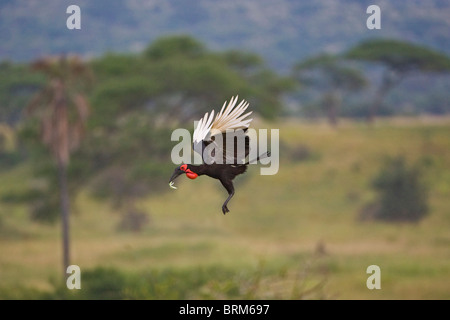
xmin=58 ymin=159 xmax=70 ymax=278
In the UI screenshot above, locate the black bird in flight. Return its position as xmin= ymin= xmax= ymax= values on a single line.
xmin=169 ymin=96 xmax=269 ymax=214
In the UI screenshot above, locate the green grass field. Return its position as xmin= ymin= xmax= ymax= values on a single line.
xmin=1 ymin=117 xmax=449 ymax=299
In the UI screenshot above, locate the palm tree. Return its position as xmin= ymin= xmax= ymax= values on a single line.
xmin=27 ymin=55 xmax=91 ymax=277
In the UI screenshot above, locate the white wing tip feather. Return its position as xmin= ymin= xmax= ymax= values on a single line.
xmin=193 ymin=96 xmax=253 ymax=143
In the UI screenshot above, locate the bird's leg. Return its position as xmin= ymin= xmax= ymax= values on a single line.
xmin=220 ymin=179 xmax=235 ymax=215
xmin=222 ymin=190 xmax=234 ymax=214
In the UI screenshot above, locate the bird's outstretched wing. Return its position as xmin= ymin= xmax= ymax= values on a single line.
xmin=193 ymin=96 xmax=252 ymax=165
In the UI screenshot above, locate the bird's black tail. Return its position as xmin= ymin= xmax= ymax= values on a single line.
xmin=245 ymin=151 xmax=271 ymax=165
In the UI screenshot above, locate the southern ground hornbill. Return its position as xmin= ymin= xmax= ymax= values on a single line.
xmin=169 ymin=96 xmax=269 ymax=214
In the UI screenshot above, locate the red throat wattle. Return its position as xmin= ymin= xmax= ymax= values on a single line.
xmin=180 ymin=164 xmax=198 ymax=179
xmin=186 ymin=170 xmax=198 ymax=179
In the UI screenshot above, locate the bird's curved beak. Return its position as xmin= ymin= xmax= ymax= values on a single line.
xmin=168 ymin=168 xmax=183 ymax=190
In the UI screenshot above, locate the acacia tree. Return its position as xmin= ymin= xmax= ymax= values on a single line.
xmin=346 ymin=39 xmax=450 ymax=123
xmin=26 ymin=55 xmax=91 ymax=276
xmin=293 ymin=54 xmax=367 ymax=126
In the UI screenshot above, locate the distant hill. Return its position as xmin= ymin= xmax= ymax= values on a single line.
xmin=1 ymin=0 xmax=449 ymax=71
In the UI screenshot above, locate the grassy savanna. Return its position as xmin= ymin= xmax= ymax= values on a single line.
xmin=1 ymin=117 xmax=450 ymax=299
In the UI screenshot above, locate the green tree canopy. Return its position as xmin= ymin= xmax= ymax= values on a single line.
xmin=345 ymin=38 xmax=450 ymax=122
xmin=346 ymin=39 xmax=450 ymax=73
xmin=0 ymin=61 xmax=45 ymax=126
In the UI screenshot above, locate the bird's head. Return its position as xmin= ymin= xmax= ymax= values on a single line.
xmin=168 ymin=164 xmax=198 ymax=189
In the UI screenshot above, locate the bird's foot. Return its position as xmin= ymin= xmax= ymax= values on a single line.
xmin=222 ymin=205 xmax=230 ymax=215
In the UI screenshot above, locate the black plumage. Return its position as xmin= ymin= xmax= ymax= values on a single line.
xmin=168 ymin=96 xmax=268 ymax=214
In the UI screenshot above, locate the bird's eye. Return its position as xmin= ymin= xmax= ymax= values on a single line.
xmin=180 ymin=164 xmax=187 ymax=171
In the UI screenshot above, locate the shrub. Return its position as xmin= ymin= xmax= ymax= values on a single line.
xmin=360 ymin=156 xmax=429 ymax=222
